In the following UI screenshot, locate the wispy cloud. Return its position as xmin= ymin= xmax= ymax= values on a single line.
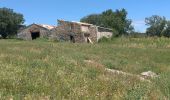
xmin=132 ymin=20 xmax=147 ymax=32
xmin=24 ymin=22 xmax=29 ymax=25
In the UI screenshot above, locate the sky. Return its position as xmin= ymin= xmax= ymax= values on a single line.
xmin=0 ymin=0 xmax=170 ymax=32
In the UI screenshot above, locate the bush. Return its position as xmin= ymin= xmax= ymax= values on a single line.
xmin=112 ymin=29 xmax=119 ymax=37
xmin=98 ymin=36 xmax=111 ymax=43
xmin=129 ymin=32 xmax=147 ymax=38
xmin=0 ymin=7 xmax=24 ymax=38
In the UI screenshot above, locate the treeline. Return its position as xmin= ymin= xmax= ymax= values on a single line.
xmin=0 ymin=7 xmax=24 ymax=38
xmin=81 ymin=9 xmax=170 ymax=38
xmin=145 ymin=15 xmax=170 ymax=37
xmin=81 ymin=9 xmax=134 ymax=37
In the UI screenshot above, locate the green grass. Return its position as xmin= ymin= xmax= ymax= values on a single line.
xmin=0 ymin=37 xmax=170 ymax=99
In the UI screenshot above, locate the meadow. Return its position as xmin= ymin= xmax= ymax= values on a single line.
xmin=0 ymin=37 xmax=170 ymax=99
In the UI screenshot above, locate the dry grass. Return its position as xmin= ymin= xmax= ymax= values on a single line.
xmin=0 ymin=37 xmax=169 ymax=99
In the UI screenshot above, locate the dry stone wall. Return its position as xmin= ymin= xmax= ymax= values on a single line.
xmin=17 ymin=24 xmax=51 ymax=40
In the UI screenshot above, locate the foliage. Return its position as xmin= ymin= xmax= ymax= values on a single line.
xmin=80 ymin=9 xmax=134 ymax=36
xmin=80 ymin=14 xmax=103 ymax=26
xmin=0 ymin=38 xmax=169 ymax=99
xmin=129 ymin=32 xmax=147 ymax=38
xmin=98 ymin=36 xmax=111 ymax=43
xmin=145 ymin=15 xmax=166 ymax=37
xmin=0 ymin=7 xmax=24 ymax=38
xmin=162 ymin=21 xmax=170 ymax=37
xmin=112 ymin=28 xmax=119 ymax=37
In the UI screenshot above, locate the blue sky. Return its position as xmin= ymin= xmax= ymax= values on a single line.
xmin=0 ymin=0 xmax=170 ymax=32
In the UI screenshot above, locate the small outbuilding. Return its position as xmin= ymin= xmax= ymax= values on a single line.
xmin=17 ymin=24 xmax=55 ymax=40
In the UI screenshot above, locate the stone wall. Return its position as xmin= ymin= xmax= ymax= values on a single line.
xmin=51 ymin=20 xmax=99 ymax=43
xmin=87 ymin=26 xmax=98 ymax=42
xmin=17 ymin=24 xmax=51 ymax=40
xmin=97 ymin=27 xmax=113 ymax=41
xmin=51 ymin=20 xmax=113 ymax=43
xmin=51 ymin=20 xmax=86 ymax=43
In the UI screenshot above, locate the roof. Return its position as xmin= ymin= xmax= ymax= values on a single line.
xmin=97 ymin=26 xmax=113 ymax=31
xmin=71 ymin=21 xmax=93 ymax=26
xmin=58 ymin=20 xmax=93 ymax=26
xmin=18 ymin=23 xmax=55 ymax=34
xmin=37 ymin=24 xmax=56 ymax=30
xmin=58 ymin=19 xmax=112 ymax=31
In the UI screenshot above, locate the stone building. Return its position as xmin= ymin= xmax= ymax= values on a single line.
xmin=17 ymin=24 xmax=55 ymax=40
xmin=17 ymin=20 xmax=113 ymax=43
xmin=51 ymin=20 xmax=113 ymax=43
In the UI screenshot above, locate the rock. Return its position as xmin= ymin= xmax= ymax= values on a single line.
xmin=84 ymin=60 xmax=104 ymax=67
xmin=141 ymin=71 xmax=159 ymax=78
xmin=106 ymin=68 xmax=151 ymax=82
xmin=84 ymin=60 xmax=152 ymax=83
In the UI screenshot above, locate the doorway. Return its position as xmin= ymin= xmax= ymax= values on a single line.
xmin=31 ymin=32 xmax=40 ymax=40
xmin=84 ymin=33 xmax=90 ymax=43
xmin=70 ymin=35 xmax=75 ymax=43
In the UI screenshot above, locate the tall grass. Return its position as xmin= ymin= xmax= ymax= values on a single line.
xmin=0 ymin=37 xmax=169 ymax=99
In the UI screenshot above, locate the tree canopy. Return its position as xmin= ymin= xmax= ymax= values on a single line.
xmin=145 ymin=15 xmax=170 ymax=37
xmin=162 ymin=21 xmax=170 ymax=37
xmin=145 ymin=15 xmax=166 ymax=37
xmin=80 ymin=9 xmax=134 ymax=36
xmin=0 ymin=7 xmax=25 ymax=38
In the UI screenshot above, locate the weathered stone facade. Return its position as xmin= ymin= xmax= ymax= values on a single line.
xmin=17 ymin=24 xmax=54 ymax=40
xmin=97 ymin=27 xmax=113 ymax=40
xmin=51 ymin=20 xmax=112 ymax=43
xmin=18 ymin=20 xmax=113 ymax=43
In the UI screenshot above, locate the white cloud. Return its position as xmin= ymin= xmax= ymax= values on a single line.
xmin=132 ymin=20 xmax=147 ymax=33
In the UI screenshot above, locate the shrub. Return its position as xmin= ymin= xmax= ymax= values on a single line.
xmin=98 ymin=36 xmax=111 ymax=43
xmin=112 ymin=29 xmax=119 ymax=37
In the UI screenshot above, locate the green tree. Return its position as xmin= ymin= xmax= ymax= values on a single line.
xmin=80 ymin=14 xmax=103 ymax=27
xmin=145 ymin=15 xmax=166 ymax=37
xmin=0 ymin=7 xmax=25 ymax=38
xmin=80 ymin=9 xmax=134 ymax=36
xmin=162 ymin=21 xmax=170 ymax=37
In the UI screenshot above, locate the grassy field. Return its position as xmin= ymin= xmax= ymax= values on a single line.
xmin=0 ymin=37 xmax=170 ymax=99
